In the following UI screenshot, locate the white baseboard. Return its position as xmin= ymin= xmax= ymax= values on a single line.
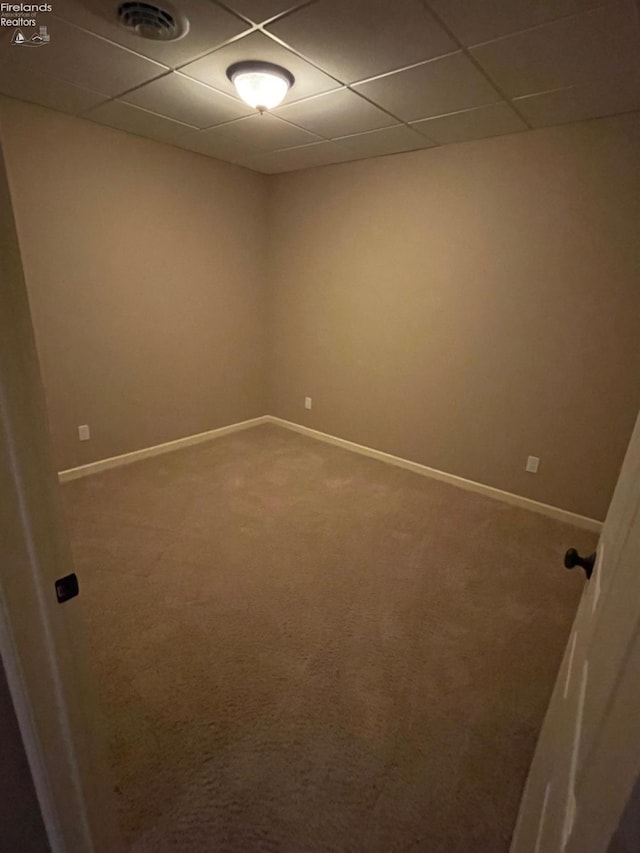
xmin=57 ymin=412 xmax=603 ymax=532
xmin=265 ymin=416 xmax=603 ymax=533
xmin=57 ymin=416 xmax=270 ymax=482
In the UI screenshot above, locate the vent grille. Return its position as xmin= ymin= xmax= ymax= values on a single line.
xmin=117 ymin=1 xmax=185 ymax=40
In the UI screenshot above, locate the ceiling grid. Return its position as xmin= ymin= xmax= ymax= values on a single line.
xmin=0 ymin=0 xmax=637 ymax=172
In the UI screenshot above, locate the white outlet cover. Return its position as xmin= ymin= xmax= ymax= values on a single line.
xmin=304 ymin=397 xmax=312 ymax=410
xmin=526 ymin=455 xmax=540 ymax=473
xmin=78 ymin=424 xmax=90 ymax=441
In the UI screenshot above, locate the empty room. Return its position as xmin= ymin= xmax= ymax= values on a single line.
xmin=2 ymin=1 xmax=640 ymax=851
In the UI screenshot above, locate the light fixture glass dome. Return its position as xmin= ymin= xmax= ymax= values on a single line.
xmin=227 ymin=61 xmax=295 ymax=112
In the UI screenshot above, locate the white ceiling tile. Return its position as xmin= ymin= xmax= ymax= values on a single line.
xmin=1 ymin=0 xmax=637 ymax=170
xmin=470 ymin=2 xmax=640 ymax=98
xmin=189 ymin=112 xmax=321 ymax=152
xmin=4 ymin=17 xmax=166 ymax=96
xmin=354 ymin=52 xmax=501 ymax=122
xmin=180 ymin=30 xmax=340 ymax=105
xmin=266 ymin=0 xmax=456 ymax=84
xmin=242 ymin=140 xmax=354 ymax=172
xmin=335 ymin=124 xmax=436 ymax=156
xmin=425 ymin=0 xmax=610 ymax=47
xmin=0 ymin=62 xmax=107 ymax=114
xmin=51 ymin=0 xmax=249 ymax=68
xmin=172 ymin=130 xmax=257 ymax=161
xmin=220 ymin=0 xmax=309 ymax=25
xmin=513 ymin=72 xmax=640 ymax=128
xmin=273 ymin=88 xmax=397 ymax=137
xmin=213 ymin=152 xmax=268 ymax=171
xmin=83 ymin=99 xmax=197 ymax=143
xmin=411 ymin=102 xmax=526 ymax=144
xmin=122 ymin=72 xmax=253 ymax=127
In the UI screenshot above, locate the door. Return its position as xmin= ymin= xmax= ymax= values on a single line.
xmin=0 ymin=134 xmax=116 ymax=850
xmin=511 ymin=406 xmax=640 ymax=853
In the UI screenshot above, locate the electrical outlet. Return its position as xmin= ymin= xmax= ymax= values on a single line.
xmin=304 ymin=397 xmax=312 ymax=410
xmin=78 ymin=424 xmax=90 ymax=441
xmin=526 ymin=455 xmax=539 ymax=474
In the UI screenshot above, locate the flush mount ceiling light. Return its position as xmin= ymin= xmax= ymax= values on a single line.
xmin=226 ymin=61 xmax=295 ymax=113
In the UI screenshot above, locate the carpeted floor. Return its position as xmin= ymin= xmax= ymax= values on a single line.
xmin=62 ymin=424 xmax=597 ymax=852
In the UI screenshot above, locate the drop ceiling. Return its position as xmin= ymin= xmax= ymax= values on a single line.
xmin=0 ymin=0 xmax=639 ymax=173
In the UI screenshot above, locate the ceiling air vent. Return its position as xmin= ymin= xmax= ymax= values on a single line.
xmin=116 ymin=1 xmax=188 ymax=40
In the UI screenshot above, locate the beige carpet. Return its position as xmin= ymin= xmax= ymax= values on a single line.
xmin=62 ymin=424 xmax=597 ymax=852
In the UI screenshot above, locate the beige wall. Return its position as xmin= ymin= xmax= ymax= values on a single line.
xmin=0 ymin=98 xmax=638 ymax=519
xmin=0 ymin=98 xmax=268 ymax=472
xmin=267 ymin=113 xmax=640 ymax=521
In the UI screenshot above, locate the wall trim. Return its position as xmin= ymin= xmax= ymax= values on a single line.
xmin=265 ymin=416 xmax=603 ymax=532
xmin=58 ymin=412 xmax=603 ymax=532
xmin=57 ymin=416 xmax=270 ymax=482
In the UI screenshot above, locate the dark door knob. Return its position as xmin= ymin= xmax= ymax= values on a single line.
xmin=564 ymin=548 xmax=596 ymax=580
